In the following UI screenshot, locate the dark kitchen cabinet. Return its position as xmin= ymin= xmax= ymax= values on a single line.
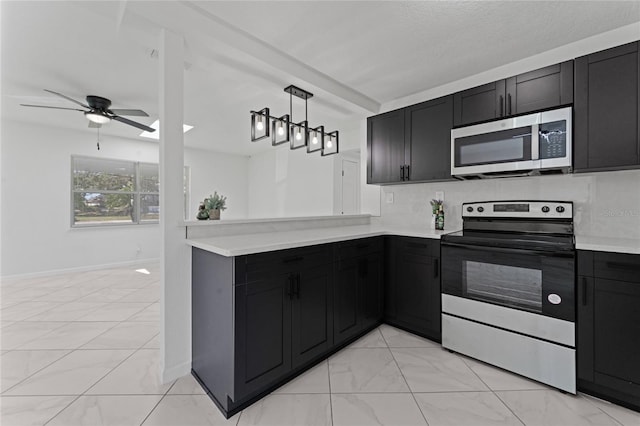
xmin=367 ymin=96 xmax=454 ymax=184
xmin=334 ymin=238 xmax=383 ymax=345
xmin=453 ymin=61 xmax=573 ymax=127
xmin=384 ymin=236 xmax=441 ymax=342
xmin=577 ymin=250 xmax=640 ymax=412
xmin=405 ymin=96 xmax=454 ymax=181
xmin=234 ymin=275 xmax=292 ymax=398
xmin=192 ymin=244 xmax=334 ymax=417
xmin=574 ymin=42 xmax=640 ymax=172
xmin=367 ymin=109 xmax=405 ymax=184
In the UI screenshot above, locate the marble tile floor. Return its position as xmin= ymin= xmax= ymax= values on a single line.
xmin=2 ymin=265 xmax=640 ymax=425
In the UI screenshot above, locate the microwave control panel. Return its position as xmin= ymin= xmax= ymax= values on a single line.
xmin=539 ymin=121 xmax=567 ymax=159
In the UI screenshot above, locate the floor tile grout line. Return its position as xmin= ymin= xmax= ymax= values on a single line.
xmin=138 ymin=393 xmax=168 ymax=426
xmin=579 ymin=394 xmax=625 ymax=426
xmin=326 ymin=359 xmax=334 ymax=426
xmin=42 ymin=394 xmax=84 ymax=426
xmin=0 ymin=349 xmax=74 ymax=395
xmin=386 ymin=338 xmax=431 ymax=426
xmin=492 ymin=390 xmax=528 ymax=426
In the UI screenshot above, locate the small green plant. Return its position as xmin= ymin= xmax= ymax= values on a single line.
xmin=204 ymin=191 xmax=227 ymax=211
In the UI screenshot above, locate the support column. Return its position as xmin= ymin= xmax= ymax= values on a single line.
xmin=159 ymin=29 xmax=190 ymax=383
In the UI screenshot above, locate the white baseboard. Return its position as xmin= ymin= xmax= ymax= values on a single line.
xmin=1 ymin=257 xmax=160 ymax=280
xmin=162 ymin=360 xmax=192 ymax=384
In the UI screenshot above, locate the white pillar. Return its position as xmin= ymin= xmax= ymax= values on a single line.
xmin=159 ymin=29 xmax=190 ymax=382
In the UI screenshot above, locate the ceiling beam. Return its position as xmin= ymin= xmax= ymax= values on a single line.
xmin=124 ymin=1 xmax=381 ymax=114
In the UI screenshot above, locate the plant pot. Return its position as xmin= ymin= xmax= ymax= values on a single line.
xmin=209 ymin=209 xmax=221 ymax=220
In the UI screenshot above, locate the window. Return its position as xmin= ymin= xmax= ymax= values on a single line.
xmin=72 ymin=156 xmax=159 ymax=226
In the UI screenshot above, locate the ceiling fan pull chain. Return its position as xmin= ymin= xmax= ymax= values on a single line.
xmin=96 ymin=128 xmax=100 ymax=150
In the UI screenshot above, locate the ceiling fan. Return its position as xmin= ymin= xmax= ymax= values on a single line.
xmin=21 ymin=89 xmax=155 ymax=133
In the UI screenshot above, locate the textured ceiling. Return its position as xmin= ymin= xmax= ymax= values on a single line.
xmin=2 ymin=1 xmax=640 ymax=156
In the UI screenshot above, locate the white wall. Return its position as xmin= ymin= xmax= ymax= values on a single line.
xmin=247 ymin=144 xmax=335 ymax=218
xmin=0 ymin=120 xmax=249 ymax=277
xmin=184 ymin=146 xmax=249 ymax=220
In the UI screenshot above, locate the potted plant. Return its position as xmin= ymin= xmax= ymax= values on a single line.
xmin=204 ymin=191 xmax=227 ymax=220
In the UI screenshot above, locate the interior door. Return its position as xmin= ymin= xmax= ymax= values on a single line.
xmin=341 ymin=159 xmax=359 ymax=215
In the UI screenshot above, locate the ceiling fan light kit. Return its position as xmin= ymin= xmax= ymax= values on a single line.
xmin=84 ymin=111 xmax=111 ymax=124
xmin=250 ymin=85 xmax=339 ymax=156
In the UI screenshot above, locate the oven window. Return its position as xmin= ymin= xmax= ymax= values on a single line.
xmin=463 ymin=260 xmax=542 ymax=310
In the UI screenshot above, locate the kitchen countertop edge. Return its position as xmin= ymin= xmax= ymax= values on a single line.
xmin=187 ymin=225 xmax=447 ymax=257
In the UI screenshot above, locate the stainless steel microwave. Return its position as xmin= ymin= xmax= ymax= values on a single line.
xmin=451 ymin=107 xmax=572 ymax=179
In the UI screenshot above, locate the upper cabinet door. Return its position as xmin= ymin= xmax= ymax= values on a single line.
xmin=574 ymin=42 xmax=640 ymax=172
xmin=506 ymin=61 xmax=574 ymax=115
xmin=367 ymin=109 xmax=406 ymax=184
xmin=453 ymin=61 xmax=574 ymax=127
xmin=405 ymin=96 xmax=454 ymax=182
xmin=453 ymin=80 xmax=505 ymax=127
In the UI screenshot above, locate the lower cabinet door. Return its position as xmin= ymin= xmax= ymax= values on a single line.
xmin=393 ymin=238 xmax=441 ymax=341
xmin=334 ymin=257 xmax=361 ymax=345
xmin=360 ymin=252 xmax=383 ymax=330
xmin=234 ymin=276 xmax=292 ymax=399
xmin=291 ymin=265 xmax=333 ymax=368
xmin=593 ymin=277 xmax=640 ymax=393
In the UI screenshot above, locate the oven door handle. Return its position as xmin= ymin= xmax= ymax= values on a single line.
xmin=441 ymin=241 xmax=574 ymax=258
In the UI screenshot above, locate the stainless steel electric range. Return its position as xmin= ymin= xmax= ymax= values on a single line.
xmin=440 ymin=200 xmax=576 ymax=393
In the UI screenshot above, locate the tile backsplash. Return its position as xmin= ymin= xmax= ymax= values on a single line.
xmin=379 ymin=169 xmax=640 ymax=239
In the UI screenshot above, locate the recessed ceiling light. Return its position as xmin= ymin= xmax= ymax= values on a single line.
xmin=140 ymin=120 xmax=194 ymax=139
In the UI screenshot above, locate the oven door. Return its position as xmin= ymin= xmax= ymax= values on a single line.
xmin=441 ymin=241 xmax=575 ymax=322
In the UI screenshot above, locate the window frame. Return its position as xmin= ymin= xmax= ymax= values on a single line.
xmin=70 ymin=155 xmax=160 ymax=228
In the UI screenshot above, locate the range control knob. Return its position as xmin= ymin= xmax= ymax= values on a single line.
xmin=542 ymin=206 xmax=550 ymax=213
xmin=556 ymin=206 xmax=565 ymax=213
xmin=466 ymin=206 xmax=474 ymax=213
xmin=477 ymin=206 xmax=484 ymax=212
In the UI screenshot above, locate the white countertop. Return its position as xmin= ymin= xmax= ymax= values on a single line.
xmin=187 ymin=224 xmax=448 ymax=257
xmin=186 ymin=222 xmax=640 ymax=257
xmin=575 ymin=235 xmax=640 ymax=254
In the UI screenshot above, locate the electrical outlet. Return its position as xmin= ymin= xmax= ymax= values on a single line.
xmin=386 ymin=192 xmax=394 ymax=204
xmin=435 ymin=191 xmax=444 ymax=201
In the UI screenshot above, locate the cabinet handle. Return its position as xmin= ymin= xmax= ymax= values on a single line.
xmin=400 ymin=165 xmax=405 ymax=181
xmin=582 ymin=277 xmax=587 ymax=306
xmin=508 ymin=93 xmax=512 ymax=115
xmin=295 ymin=273 xmax=301 ymax=299
xmin=283 ymin=256 xmax=303 ymax=264
xmin=499 ymin=95 xmax=504 ymax=117
xmin=434 ymin=258 xmax=439 ymax=278
xmin=406 ymin=164 xmax=410 ymax=180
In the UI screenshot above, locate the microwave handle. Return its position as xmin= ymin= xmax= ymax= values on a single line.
xmin=499 ymin=95 xmax=504 ymax=117
xmin=531 ymin=124 xmax=539 ymax=160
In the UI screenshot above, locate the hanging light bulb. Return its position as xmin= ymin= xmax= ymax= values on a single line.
xmin=326 ymin=136 xmax=333 ymax=149
xmin=277 ymin=122 xmax=285 ymax=136
xmin=312 ymin=132 xmax=318 ymax=145
xmin=295 ymin=127 xmax=302 ymax=141
xmin=256 ymin=116 xmax=264 ymax=131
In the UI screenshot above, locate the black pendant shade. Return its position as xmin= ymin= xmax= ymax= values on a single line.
xmin=250 ymin=85 xmax=338 ymax=156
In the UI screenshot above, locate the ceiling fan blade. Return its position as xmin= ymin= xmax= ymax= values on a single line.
xmin=112 ymin=115 xmax=155 ymax=132
xmin=20 ymin=104 xmax=85 ymax=112
xmin=88 ymin=121 xmax=102 ymax=128
xmin=44 ymin=89 xmax=90 ymax=109
xmin=109 ymin=109 xmax=149 ymax=117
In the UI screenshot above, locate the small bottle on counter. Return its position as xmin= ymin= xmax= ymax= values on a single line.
xmin=436 ymin=204 xmax=445 ymax=230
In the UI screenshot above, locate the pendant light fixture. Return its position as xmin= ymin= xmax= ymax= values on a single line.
xmin=250 ymin=85 xmax=339 ymax=156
